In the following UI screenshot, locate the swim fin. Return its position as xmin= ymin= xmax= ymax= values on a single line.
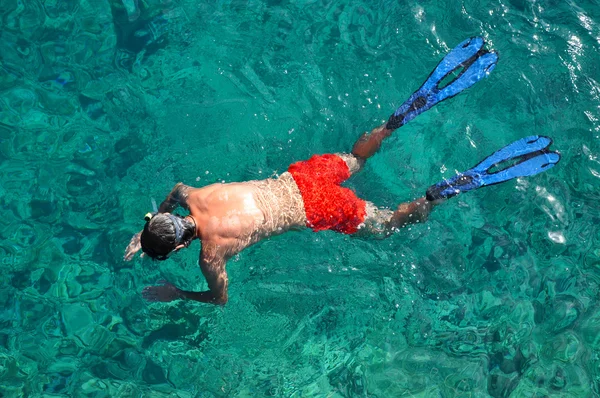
xmin=425 ymin=135 xmax=561 ymax=201
xmin=386 ymin=37 xmax=499 ymax=130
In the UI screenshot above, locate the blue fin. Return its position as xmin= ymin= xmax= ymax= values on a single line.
xmin=483 ymin=150 xmax=560 ymax=184
xmin=426 ymin=136 xmax=561 ymax=201
xmin=387 ymin=37 xmax=498 ymax=130
xmin=472 ymin=135 xmax=552 ymax=173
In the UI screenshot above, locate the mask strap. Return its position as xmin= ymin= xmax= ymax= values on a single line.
xmin=167 ymin=214 xmax=184 ymax=243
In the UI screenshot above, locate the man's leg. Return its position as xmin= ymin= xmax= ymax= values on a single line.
xmin=335 ymin=152 xmax=364 ymax=175
xmin=388 ymin=197 xmax=436 ymax=228
xmin=351 ymin=37 xmax=498 ymax=160
xmin=334 ymin=121 xmax=394 ymax=177
xmin=351 ymin=123 xmax=393 ymax=161
xmin=337 ymin=129 xmax=440 ymax=236
xmin=355 ymin=198 xmax=438 ymax=237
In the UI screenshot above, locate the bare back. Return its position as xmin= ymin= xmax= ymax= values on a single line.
xmin=186 ymin=172 xmax=306 ymax=254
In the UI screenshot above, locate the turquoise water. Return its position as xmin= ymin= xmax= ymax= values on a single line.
xmin=1 ymin=0 xmax=600 ymax=396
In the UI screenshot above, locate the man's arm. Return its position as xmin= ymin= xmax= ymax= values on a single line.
xmin=192 ymin=243 xmax=229 ymax=304
xmin=141 ymin=243 xmax=229 ymax=305
xmin=157 ymin=182 xmax=192 ymax=213
xmin=124 ymin=231 xmax=143 ymax=261
xmin=173 ymin=244 xmax=229 ymax=304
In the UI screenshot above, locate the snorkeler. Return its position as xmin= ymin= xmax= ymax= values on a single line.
xmin=124 ymin=37 xmax=560 ymax=305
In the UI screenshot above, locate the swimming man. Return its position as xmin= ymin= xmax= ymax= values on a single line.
xmin=123 ymin=37 xmax=560 ymax=305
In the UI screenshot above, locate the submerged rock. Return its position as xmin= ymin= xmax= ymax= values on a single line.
xmin=61 ymin=303 xmax=94 ymax=336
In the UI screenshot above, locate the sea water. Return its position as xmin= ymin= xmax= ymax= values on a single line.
xmin=0 ymin=0 xmax=599 ymax=396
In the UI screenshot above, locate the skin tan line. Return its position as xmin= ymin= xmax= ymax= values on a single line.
xmin=124 ymin=124 xmax=439 ymax=305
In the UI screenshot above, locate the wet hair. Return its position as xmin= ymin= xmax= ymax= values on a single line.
xmin=140 ymin=213 xmax=196 ymax=260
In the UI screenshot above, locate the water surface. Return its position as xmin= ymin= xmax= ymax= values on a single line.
xmin=1 ymin=0 xmax=599 ymax=396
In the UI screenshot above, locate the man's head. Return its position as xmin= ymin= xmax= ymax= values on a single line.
xmin=140 ymin=213 xmax=196 ymax=260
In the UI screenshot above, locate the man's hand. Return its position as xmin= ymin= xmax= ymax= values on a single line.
xmin=124 ymin=232 xmax=142 ymax=261
xmin=142 ymin=280 xmax=183 ymax=302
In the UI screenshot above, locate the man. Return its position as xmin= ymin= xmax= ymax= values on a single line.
xmin=123 ymin=37 xmax=560 ymax=305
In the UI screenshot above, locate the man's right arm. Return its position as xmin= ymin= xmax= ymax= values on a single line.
xmin=158 ymin=182 xmax=192 ymax=213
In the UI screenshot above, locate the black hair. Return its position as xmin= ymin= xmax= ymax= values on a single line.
xmin=140 ymin=214 xmax=196 ymax=260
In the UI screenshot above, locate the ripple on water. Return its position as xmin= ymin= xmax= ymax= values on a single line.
xmin=1 ymin=0 xmax=599 ymax=395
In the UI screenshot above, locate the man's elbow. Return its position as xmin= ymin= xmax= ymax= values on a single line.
xmin=212 ymin=293 xmax=228 ymax=305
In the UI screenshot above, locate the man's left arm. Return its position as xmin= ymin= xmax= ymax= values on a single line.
xmin=158 ymin=182 xmax=193 ymax=213
xmin=141 ymin=243 xmax=230 ymax=305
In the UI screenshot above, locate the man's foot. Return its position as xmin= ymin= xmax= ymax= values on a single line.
xmin=142 ymin=280 xmax=183 ymax=302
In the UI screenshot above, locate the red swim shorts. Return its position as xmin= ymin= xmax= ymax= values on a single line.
xmin=288 ymin=154 xmax=366 ymax=234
